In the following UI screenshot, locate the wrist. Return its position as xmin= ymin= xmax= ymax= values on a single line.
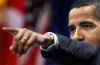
xmin=40 ymin=32 xmax=59 ymax=51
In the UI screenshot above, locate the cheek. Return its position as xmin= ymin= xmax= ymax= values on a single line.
xmin=85 ymin=31 xmax=100 ymax=45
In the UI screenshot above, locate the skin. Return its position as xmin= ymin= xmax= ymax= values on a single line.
xmin=2 ymin=5 xmax=100 ymax=56
xmin=2 ymin=27 xmax=52 ymax=56
xmin=69 ymin=5 xmax=100 ymax=46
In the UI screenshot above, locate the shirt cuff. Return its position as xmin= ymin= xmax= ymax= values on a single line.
xmin=40 ymin=32 xmax=59 ymax=51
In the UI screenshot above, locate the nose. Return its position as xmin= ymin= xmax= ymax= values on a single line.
xmin=71 ymin=28 xmax=84 ymax=41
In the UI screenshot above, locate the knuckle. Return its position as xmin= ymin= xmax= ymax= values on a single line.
xmin=20 ymin=28 xmax=26 ymax=32
xmin=23 ymin=28 xmax=27 ymax=31
xmin=32 ymin=32 xmax=37 ymax=37
xmin=28 ymin=30 xmax=32 ymax=33
xmin=23 ymin=36 xmax=28 ymax=40
xmin=26 ymin=31 xmax=31 ymax=35
xmin=20 ymin=39 xmax=25 ymax=44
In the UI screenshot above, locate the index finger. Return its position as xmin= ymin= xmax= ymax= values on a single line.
xmin=2 ymin=27 xmax=19 ymax=34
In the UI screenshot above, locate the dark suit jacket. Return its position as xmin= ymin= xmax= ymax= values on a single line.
xmin=41 ymin=34 xmax=100 ymax=65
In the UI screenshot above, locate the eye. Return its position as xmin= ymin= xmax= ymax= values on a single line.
xmin=68 ymin=25 xmax=76 ymax=32
xmin=81 ymin=24 xmax=93 ymax=28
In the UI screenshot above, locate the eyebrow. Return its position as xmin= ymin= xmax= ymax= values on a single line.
xmin=68 ymin=21 xmax=94 ymax=28
xmin=80 ymin=21 xmax=94 ymax=25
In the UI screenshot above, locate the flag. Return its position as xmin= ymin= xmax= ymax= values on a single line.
xmin=0 ymin=0 xmax=15 ymax=65
xmin=4 ymin=0 xmax=24 ymax=27
xmin=0 ymin=0 xmax=24 ymax=65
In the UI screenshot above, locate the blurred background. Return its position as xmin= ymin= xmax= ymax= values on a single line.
xmin=0 ymin=0 xmax=75 ymax=65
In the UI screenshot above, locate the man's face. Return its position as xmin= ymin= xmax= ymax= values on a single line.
xmin=69 ymin=5 xmax=100 ymax=46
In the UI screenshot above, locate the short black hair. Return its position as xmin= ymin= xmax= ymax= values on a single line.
xmin=71 ymin=0 xmax=100 ymax=18
xmin=72 ymin=0 xmax=100 ymax=8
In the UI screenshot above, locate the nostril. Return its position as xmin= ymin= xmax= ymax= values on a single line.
xmin=78 ymin=38 xmax=84 ymax=41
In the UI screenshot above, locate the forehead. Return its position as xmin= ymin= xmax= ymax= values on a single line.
xmin=69 ymin=5 xmax=96 ymax=20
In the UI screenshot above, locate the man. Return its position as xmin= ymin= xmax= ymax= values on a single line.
xmin=2 ymin=0 xmax=100 ymax=65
